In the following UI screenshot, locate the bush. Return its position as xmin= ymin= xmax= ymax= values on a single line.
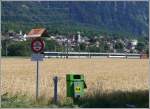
xmin=7 ymin=41 xmax=31 ymax=56
xmin=75 ymin=90 xmax=149 ymax=108
xmin=136 ymin=42 xmax=146 ymax=52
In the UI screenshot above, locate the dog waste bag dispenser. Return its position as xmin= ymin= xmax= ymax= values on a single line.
xmin=66 ymin=74 xmax=87 ymax=98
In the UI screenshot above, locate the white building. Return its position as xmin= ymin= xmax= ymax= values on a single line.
xmin=77 ymin=31 xmax=81 ymax=43
xmin=131 ymin=39 xmax=138 ymax=46
xmin=23 ymin=34 xmax=27 ymax=41
xmin=19 ymin=30 xmax=23 ymax=35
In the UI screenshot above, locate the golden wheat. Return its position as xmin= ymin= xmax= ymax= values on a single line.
xmin=1 ymin=58 xmax=148 ymax=100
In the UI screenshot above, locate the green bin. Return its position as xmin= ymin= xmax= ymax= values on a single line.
xmin=66 ymin=74 xmax=87 ymax=98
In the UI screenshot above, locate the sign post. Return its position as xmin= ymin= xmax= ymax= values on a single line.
xmin=31 ymin=38 xmax=45 ymax=100
xmin=36 ymin=59 xmax=39 ymax=100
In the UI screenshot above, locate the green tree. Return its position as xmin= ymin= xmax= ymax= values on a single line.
xmin=7 ymin=41 xmax=31 ymax=56
xmin=44 ymin=40 xmax=60 ymax=51
xmin=136 ymin=42 xmax=145 ymax=52
xmin=103 ymin=44 xmax=109 ymax=52
xmin=89 ymin=45 xmax=100 ymax=52
xmin=79 ymin=43 xmax=86 ymax=52
xmin=114 ymin=42 xmax=124 ymax=52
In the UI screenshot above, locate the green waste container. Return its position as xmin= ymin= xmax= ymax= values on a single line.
xmin=66 ymin=74 xmax=87 ymax=98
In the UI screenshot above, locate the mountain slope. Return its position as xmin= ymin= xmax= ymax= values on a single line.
xmin=1 ymin=1 xmax=149 ymax=37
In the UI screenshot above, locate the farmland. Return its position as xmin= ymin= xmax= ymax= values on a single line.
xmin=1 ymin=58 xmax=148 ymax=101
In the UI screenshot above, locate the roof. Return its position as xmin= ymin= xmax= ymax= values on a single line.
xmin=27 ymin=28 xmax=48 ymax=38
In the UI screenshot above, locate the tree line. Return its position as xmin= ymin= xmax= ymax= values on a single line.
xmin=1 ymin=38 xmax=149 ymax=57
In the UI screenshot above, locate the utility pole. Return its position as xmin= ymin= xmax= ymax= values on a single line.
xmin=4 ymin=35 xmax=10 ymax=57
xmin=5 ymin=41 xmax=8 ymax=57
xmin=77 ymin=31 xmax=81 ymax=58
xmin=78 ymin=43 xmax=80 ymax=58
xmin=65 ymin=7 xmax=70 ymax=59
xmin=66 ymin=38 xmax=69 ymax=59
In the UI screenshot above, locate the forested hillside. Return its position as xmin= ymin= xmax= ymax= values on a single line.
xmin=1 ymin=1 xmax=149 ymax=37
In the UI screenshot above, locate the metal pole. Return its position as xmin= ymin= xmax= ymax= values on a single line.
xmin=88 ymin=46 xmax=90 ymax=58
xmin=78 ymin=43 xmax=80 ymax=58
xmin=36 ymin=60 xmax=39 ymax=100
xmin=5 ymin=41 xmax=7 ymax=56
xmin=53 ymin=76 xmax=58 ymax=103
xmin=6 ymin=46 xmax=7 ymax=57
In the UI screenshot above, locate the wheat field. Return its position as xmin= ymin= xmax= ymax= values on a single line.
xmin=1 ymin=58 xmax=149 ymax=100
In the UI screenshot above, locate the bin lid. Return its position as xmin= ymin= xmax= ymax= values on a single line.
xmin=66 ymin=74 xmax=84 ymax=81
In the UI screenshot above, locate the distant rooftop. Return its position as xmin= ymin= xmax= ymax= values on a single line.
xmin=27 ymin=28 xmax=48 ymax=38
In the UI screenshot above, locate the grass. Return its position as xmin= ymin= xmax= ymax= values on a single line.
xmin=1 ymin=89 xmax=149 ymax=108
xmin=1 ymin=92 xmax=77 ymax=108
xmin=1 ymin=92 xmax=50 ymax=108
xmin=75 ymin=89 xmax=149 ymax=108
